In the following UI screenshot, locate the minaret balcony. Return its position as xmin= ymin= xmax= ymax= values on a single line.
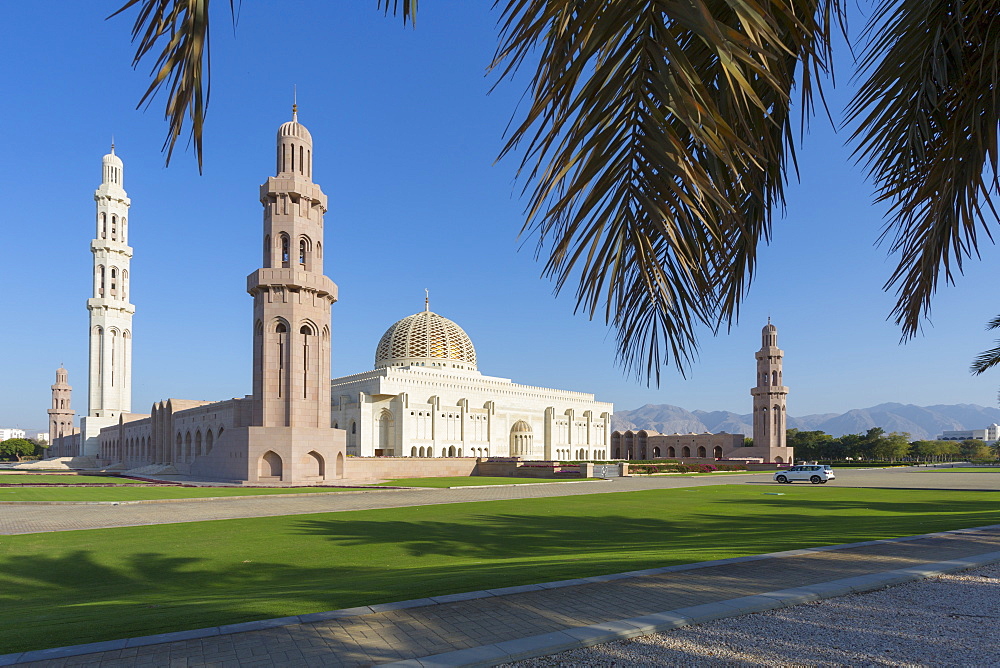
xmin=750 ymin=386 xmax=788 ymax=396
xmin=246 ymin=268 xmax=338 ymax=301
xmin=91 ymin=239 xmax=134 ymax=256
xmin=260 ymin=177 xmax=328 ymax=209
xmin=86 ymin=297 xmax=136 ymax=314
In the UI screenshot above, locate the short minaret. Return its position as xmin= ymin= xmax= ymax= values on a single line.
xmin=248 ymin=106 xmax=337 ymax=427
xmin=751 ymin=319 xmax=788 ymax=451
xmin=47 ymin=367 xmax=76 ymax=445
xmin=87 ymin=145 xmax=134 ymax=419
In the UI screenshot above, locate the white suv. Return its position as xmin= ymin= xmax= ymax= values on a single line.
xmin=774 ymin=465 xmax=835 ymax=484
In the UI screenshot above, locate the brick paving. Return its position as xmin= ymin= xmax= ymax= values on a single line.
xmin=6 ymin=528 xmax=1000 ymax=667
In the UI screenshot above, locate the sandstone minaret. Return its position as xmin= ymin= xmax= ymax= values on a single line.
xmin=87 ymin=145 xmax=134 ymax=419
xmin=248 ymin=105 xmax=337 ymax=427
xmin=751 ymin=319 xmax=787 ymax=450
xmin=47 ymin=366 xmax=75 ymax=446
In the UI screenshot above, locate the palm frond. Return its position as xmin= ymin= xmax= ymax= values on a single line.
xmin=490 ymin=0 xmax=842 ymax=381
xmin=110 ymin=0 xmax=220 ymax=171
xmin=972 ymin=345 xmax=1000 ymax=376
xmin=377 ymin=0 xmax=418 ymax=26
xmin=112 ymin=1 xmax=416 ymax=169
xmin=846 ymin=0 xmax=1000 ymax=339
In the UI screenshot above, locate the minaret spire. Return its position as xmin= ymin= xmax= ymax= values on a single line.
xmin=425 ymin=288 xmax=429 ymax=312
xmin=86 ymin=146 xmax=134 ymax=428
xmin=292 ymin=85 xmax=298 ymax=122
xmin=750 ymin=320 xmax=788 ymax=460
xmin=250 ymin=107 xmax=336 ymax=428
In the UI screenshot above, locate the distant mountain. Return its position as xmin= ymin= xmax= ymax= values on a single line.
xmin=611 ymin=403 xmax=1000 ymax=441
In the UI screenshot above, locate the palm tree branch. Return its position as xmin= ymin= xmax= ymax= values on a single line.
xmin=846 ymin=0 xmax=1000 ymax=339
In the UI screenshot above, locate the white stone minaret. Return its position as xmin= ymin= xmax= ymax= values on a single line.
xmin=248 ymin=105 xmax=337 ymax=427
xmin=87 ymin=145 xmax=134 ymax=419
xmin=47 ymin=366 xmax=75 ymax=447
xmin=751 ymin=320 xmax=788 ymax=451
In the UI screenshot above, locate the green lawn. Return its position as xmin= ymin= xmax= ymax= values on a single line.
xmin=4 ymin=485 xmax=1000 ymax=654
xmin=0 ymin=486 xmax=364 ymax=502
xmin=379 ymin=476 xmax=598 ymax=487
xmin=0 ymin=474 xmax=145 ymax=485
xmin=920 ymin=467 xmax=1000 ymax=473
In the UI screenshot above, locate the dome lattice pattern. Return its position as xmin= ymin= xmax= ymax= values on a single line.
xmin=375 ymin=311 xmax=477 ymax=368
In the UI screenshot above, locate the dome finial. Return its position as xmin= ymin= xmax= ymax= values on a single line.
xmin=110 ymin=135 xmax=115 ymax=154
xmin=424 ymin=288 xmax=429 ymax=312
xmin=292 ymin=84 xmax=298 ymax=122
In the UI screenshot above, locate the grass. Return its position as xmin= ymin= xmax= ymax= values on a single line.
xmin=378 ymin=476 xmax=596 ymax=487
xmin=0 ymin=486 xmax=365 ymax=502
xmin=919 ymin=467 xmax=1000 ymax=473
xmin=0 ymin=474 xmax=146 ymax=485
xmin=4 ymin=485 xmax=1000 ymax=654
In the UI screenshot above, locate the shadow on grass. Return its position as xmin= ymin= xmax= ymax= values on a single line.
xmin=4 ymin=492 xmax=1000 ymax=656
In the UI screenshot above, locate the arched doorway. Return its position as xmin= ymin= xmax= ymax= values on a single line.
xmin=697 ymin=446 xmax=707 ymax=458
xmin=336 ymin=452 xmax=344 ymax=477
xmin=376 ymin=409 xmax=395 ymax=456
xmin=714 ymin=446 xmax=723 ymax=459
xmin=260 ymin=451 xmax=283 ymax=479
xmin=510 ymin=420 xmax=533 ymax=456
xmin=682 ymin=446 xmax=690 ymax=457
xmin=667 ymin=446 xmax=675 ymax=457
xmin=306 ymin=451 xmax=325 ymax=479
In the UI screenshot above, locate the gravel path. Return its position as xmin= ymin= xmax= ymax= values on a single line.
xmin=509 ymin=563 xmax=1000 ymax=667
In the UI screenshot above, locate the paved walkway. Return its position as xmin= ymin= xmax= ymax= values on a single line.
xmin=4 ymin=525 xmax=1000 ymax=666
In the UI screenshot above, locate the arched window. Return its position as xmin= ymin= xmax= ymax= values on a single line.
xmin=111 ymin=215 xmax=117 ymax=240
xmin=110 ymin=268 xmax=117 ymax=296
xmin=99 ymin=266 xmax=106 ymax=297
xmin=300 ymin=324 xmax=313 ymax=398
xmin=121 ymin=218 xmax=127 ymax=243
xmin=772 ymin=370 xmax=778 ymax=385
xmin=280 ymin=234 xmax=290 ymax=267
xmin=121 ymin=270 xmax=128 ymax=301
xmin=299 ymin=239 xmax=306 ymax=266
xmin=100 ymin=212 xmax=107 ymax=239
xmin=195 ymin=431 xmax=202 ymax=457
xmin=206 ymin=430 xmax=214 ymax=454
xmin=275 ymin=322 xmax=287 ymax=398
xmin=264 ymin=235 xmax=270 ymax=264
xmin=351 ymin=422 xmax=357 ymax=434
xmin=175 ymin=433 xmax=182 ymax=461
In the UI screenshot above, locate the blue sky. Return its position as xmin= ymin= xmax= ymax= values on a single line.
xmin=4 ymin=2 xmax=999 ymax=431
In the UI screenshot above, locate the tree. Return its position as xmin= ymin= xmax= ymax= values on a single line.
xmin=110 ymin=1 xmax=1000 ymax=381
xmin=0 ymin=438 xmax=40 ymax=461
xmin=786 ymin=429 xmax=838 ymax=461
xmin=959 ymin=440 xmax=993 ymax=460
xmin=870 ymin=431 xmax=911 ymax=461
xmin=910 ymin=440 xmax=961 ymax=459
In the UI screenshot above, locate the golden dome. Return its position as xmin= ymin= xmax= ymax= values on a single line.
xmin=375 ymin=310 xmax=477 ymax=370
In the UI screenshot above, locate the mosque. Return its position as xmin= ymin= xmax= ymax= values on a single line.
xmin=47 ymin=110 xmax=613 ymax=482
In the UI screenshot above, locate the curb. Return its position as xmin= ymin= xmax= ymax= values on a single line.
xmin=1 ymin=524 xmax=999 ymax=665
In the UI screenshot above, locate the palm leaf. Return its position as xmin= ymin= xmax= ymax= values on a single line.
xmin=491 ymin=0 xmax=842 ymax=381
xmin=846 ymin=0 xmax=1000 ymax=339
xmin=971 ymin=313 xmax=1000 ymax=375
xmin=112 ymin=1 xmax=417 ymax=169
